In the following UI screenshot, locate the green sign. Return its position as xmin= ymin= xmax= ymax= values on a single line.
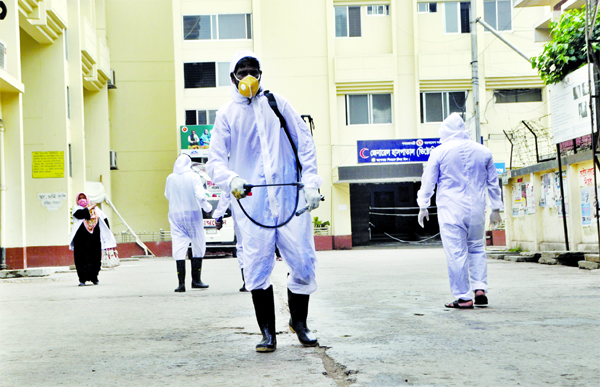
xmin=180 ymin=125 xmax=213 ymax=157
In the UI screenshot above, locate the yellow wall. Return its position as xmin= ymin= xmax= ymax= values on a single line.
xmin=0 ymin=0 xmax=565 ymax=254
xmin=21 ymin=31 xmax=71 ymax=246
xmin=505 ymin=159 xmax=600 ymax=251
xmin=106 ymin=0 xmax=176 ymax=233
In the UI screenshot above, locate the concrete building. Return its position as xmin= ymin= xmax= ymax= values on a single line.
xmin=0 ymin=0 xmax=551 ymax=269
xmin=171 ymin=0 xmax=548 ymax=247
xmin=501 ymin=0 xmax=600 ymax=252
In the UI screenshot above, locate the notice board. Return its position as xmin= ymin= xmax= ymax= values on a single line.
xmin=32 ymin=151 xmax=64 ymax=178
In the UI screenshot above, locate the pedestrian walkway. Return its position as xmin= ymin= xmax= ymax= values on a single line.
xmin=1 ymin=248 xmax=598 ymax=386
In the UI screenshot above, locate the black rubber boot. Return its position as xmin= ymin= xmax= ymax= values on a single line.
xmin=288 ymin=289 xmax=318 ymax=347
xmin=251 ymin=285 xmax=277 ymax=352
xmin=174 ymin=260 xmax=186 ymax=292
xmin=239 ymin=269 xmax=248 ymax=292
xmin=191 ymin=258 xmax=209 ymax=288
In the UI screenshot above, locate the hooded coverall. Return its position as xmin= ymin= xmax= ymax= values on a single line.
xmin=417 ymin=113 xmax=503 ymax=301
xmin=165 ymin=155 xmax=213 ymax=261
xmin=212 ymin=191 xmax=244 ymax=269
xmin=206 ymin=51 xmax=323 ymax=295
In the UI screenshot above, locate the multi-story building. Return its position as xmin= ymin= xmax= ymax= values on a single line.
xmin=0 ymin=0 xmax=176 ymax=269
xmin=172 ymin=0 xmax=548 ymax=247
xmin=0 ymin=0 xmax=550 ymax=269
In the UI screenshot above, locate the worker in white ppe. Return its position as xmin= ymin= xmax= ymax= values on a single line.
xmin=212 ymin=191 xmax=247 ymax=292
xmin=207 ymin=51 xmax=323 ymax=352
xmin=165 ymin=154 xmax=213 ymax=292
xmin=417 ymin=113 xmax=503 ymax=309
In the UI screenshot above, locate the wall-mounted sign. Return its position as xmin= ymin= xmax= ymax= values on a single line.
xmin=38 ymin=192 xmax=67 ymax=211
xmin=357 ymin=138 xmax=441 ymax=163
xmin=494 ymin=162 xmax=505 ymax=175
xmin=180 ymin=125 xmax=213 ymax=157
xmin=550 ymin=64 xmax=595 ymax=144
xmin=32 ymin=151 xmax=64 ymax=178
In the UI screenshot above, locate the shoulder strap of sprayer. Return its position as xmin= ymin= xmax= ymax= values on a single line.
xmin=264 ymin=91 xmax=302 ymax=173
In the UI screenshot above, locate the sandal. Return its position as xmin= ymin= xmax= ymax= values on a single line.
xmin=445 ymin=299 xmax=474 ymax=309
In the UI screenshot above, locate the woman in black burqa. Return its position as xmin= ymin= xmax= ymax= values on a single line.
xmin=68 ymin=192 xmax=117 ymax=286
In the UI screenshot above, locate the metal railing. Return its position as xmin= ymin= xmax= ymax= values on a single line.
xmin=115 ymin=229 xmax=171 ymax=243
xmin=314 ymin=226 xmax=330 ymax=236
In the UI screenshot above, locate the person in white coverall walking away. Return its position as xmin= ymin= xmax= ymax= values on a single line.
xmin=207 ymin=51 xmax=323 ymax=352
xmin=417 ymin=113 xmax=503 ymax=309
xmin=212 ymin=190 xmax=248 ymax=292
xmin=165 ymin=154 xmax=213 ymax=293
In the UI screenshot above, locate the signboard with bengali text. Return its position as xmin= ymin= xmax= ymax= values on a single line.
xmin=32 ymin=151 xmax=64 ymax=178
xmin=357 ymin=138 xmax=441 ymax=163
xmin=550 ymin=64 xmax=595 ymax=144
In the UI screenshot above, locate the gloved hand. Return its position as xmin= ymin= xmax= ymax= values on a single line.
xmin=230 ymin=177 xmax=249 ymax=200
xmin=489 ymin=209 xmax=502 ymax=229
xmin=418 ymin=208 xmax=429 ymax=228
xmin=305 ymin=188 xmax=321 ymax=211
xmin=201 ymin=201 xmax=213 ymax=213
xmin=215 ymin=217 xmax=223 ymax=231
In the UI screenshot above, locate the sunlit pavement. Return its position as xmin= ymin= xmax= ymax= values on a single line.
xmin=1 ymin=247 xmax=599 ymax=386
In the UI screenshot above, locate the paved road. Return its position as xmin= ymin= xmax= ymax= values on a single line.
xmin=1 ymin=247 xmax=599 ymax=386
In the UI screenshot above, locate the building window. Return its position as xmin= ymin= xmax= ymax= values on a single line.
xmin=418 ymin=3 xmax=438 ymax=13
xmin=445 ymin=2 xmax=470 ymax=33
xmin=484 ymin=0 xmax=512 ymax=31
xmin=367 ymin=5 xmax=389 ymax=15
xmin=68 ymin=144 xmax=72 ymax=178
xmin=67 ymin=86 xmax=70 ymax=119
xmin=184 ymin=62 xmax=230 ymax=89
xmin=183 ymin=14 xmax=252 ymax=40
xmin=335 ymin=6 xmax=361 ymax=37
xmin=185 ymin=110 xmax=218 ymax=125
xmin=494 ymin=89 xmax=542 ymax=103
xmin=346 ymin=94 xmax=392 ymax=125
xmin=420 ymin=91 xmax=467 ymax=123
xmin=217 ymin=62 xmax=230 ymax=86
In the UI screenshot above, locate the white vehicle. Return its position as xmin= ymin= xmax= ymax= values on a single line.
xmin=191 ymin=162 xmax=237 ymax=256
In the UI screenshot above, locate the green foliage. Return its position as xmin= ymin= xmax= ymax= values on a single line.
xmin=313 ymin=217 xmax=330 ymax=228
xmin=509 ymin=246 xmax=523 ymax=253
xmin=530 ymin=7 xmax=600 ymax=85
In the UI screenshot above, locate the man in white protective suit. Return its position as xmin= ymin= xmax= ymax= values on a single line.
xmin=165 ymin=154 xmax=213 ymax=293
xmin=207 ymin=51 xmax=323 ymax=352
xmin=417 ymin=113 xmax=503 ymax=309
xmin=212 ymin=190 xmax=248 ymax=292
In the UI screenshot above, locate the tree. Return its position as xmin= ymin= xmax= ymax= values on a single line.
xmin=531 ymin=7 xmax=600 ymax=85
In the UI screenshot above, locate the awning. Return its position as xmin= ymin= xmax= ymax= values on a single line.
xmin=333 ymin=163 xmax=424 ymax=184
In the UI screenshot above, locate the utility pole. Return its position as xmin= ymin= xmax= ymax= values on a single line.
xmin=470 ymin=0 xmax=481 ymax=143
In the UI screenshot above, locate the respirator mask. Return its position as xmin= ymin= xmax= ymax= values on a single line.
xmin=78 ymin=199 xmax=88 ymax=207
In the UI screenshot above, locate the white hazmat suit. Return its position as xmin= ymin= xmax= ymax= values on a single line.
xmin=417 ymin=113 xmax=503 ymax=302
xmin=212 ymin=191 xmax=244 ymax=270
xmin=165 ymin=155 xmax=213 ymax=261
xmin=206 ymin=51 xmax=323 ymax=295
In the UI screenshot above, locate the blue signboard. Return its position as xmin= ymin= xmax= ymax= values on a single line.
xmin=357 ymin=138 xmax=442 ymax=163
xmin=494 ymin=162 xmax=505 ymax=175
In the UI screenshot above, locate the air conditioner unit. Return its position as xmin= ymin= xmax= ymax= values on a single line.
xmin=109 ymin=150 xmax=118 ymax=170
xmin=107 ymin=69 xmax=116 ymax=89
xmin=0 ymin=39 xmax=6 ymax=71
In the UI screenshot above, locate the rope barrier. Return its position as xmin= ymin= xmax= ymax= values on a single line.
xmin=383 ymin=232 xmax=441 ymax=244
xmin=369 ymin=212 xmax=437 ymax=217
xmin=370 ymin=206 xmax=437 ymax=210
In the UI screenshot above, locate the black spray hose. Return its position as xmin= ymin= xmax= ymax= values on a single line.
xmin=236 ymin=182 xmax=303 ymax=229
